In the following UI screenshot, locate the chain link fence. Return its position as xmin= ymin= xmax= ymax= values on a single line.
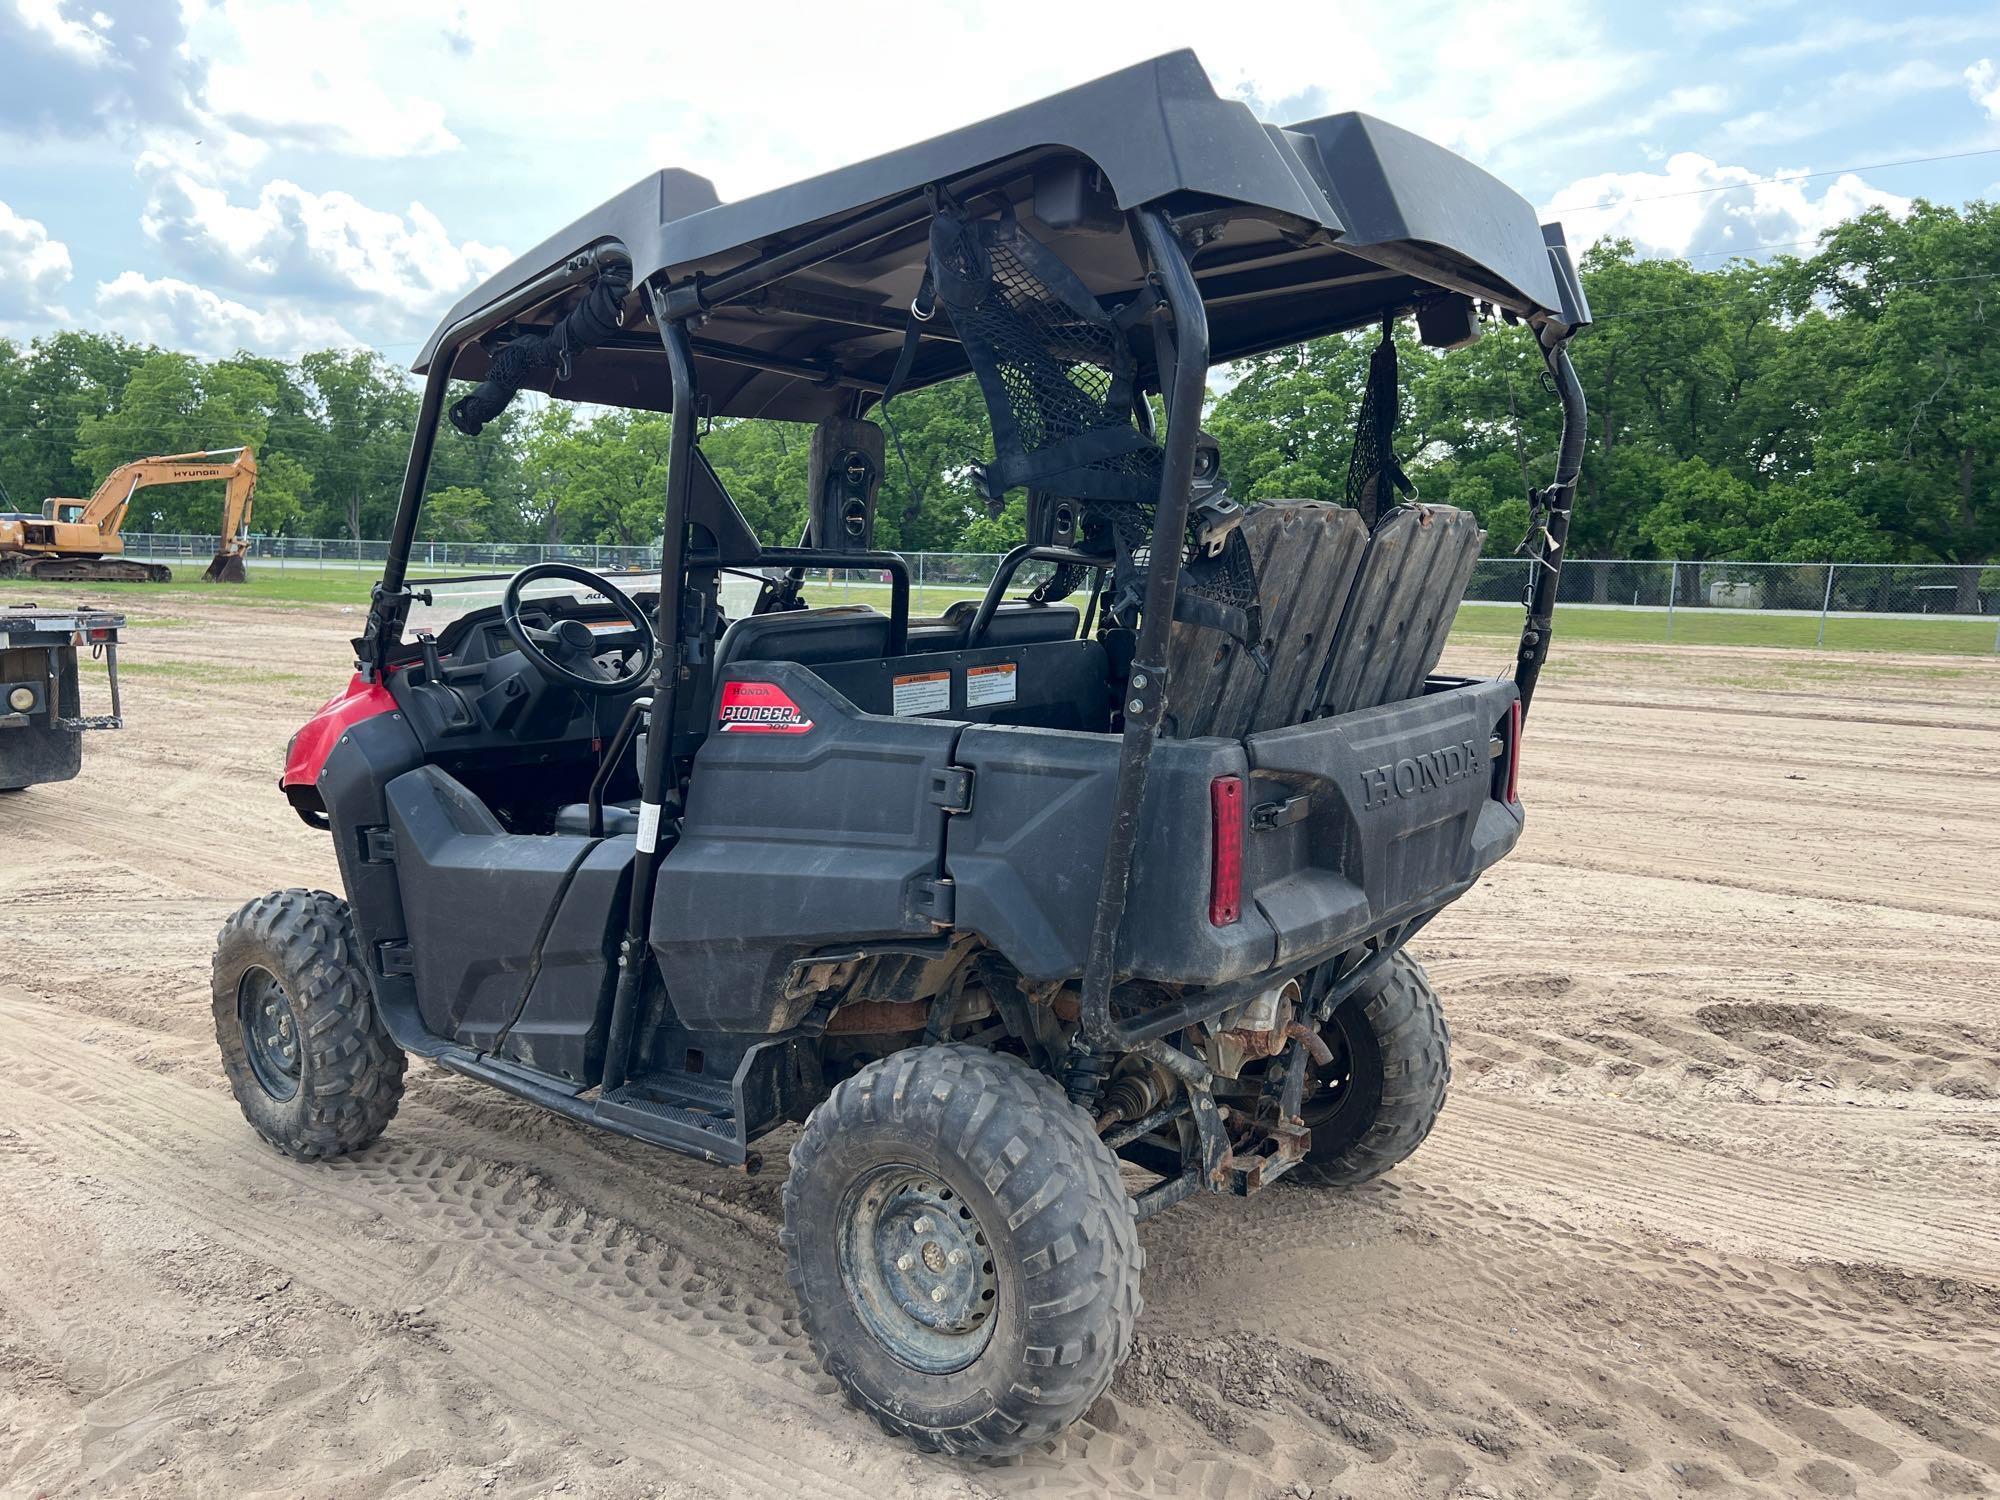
xmin=120 ymin=535 xmax=2000 ymax=653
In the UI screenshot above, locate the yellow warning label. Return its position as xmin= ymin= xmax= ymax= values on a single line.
xmin=965 ymin=661 xmax=1017 ymax=707
xmin=891 ymin=670 xmax=951 ymax=716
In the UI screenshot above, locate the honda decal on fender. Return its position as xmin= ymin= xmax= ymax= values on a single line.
xmin=718 ymin=679 xmax=814 ymax=734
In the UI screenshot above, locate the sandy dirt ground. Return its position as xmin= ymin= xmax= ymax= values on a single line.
xmin=1 ymin=601 xmax=1996 ymax=1500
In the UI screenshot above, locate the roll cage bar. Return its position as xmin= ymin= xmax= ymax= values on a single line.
xmin=362 ymin=180 xmax=1586 ymax=1080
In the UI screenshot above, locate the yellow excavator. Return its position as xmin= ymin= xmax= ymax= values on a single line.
xmin=0 ymin=446 xmax=259 ymax=584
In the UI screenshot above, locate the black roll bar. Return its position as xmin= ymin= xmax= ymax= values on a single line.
xmin=1513 ymin=340 xmax=1586 ymax=720
xmin=966 ymin=544 xmax=1105 ymax=647
xmin=690 ymin=546 xmax=913 ymax=653
xmin=1074 ymin=208 xmax=1210 ymax=1051
xmin=368 ymin=245 xmax=627 ymax=668
xmin=359 ymin=365 xmax=450 ymax=668
xmin=599 ymin=305 xmax=700 ymax=1096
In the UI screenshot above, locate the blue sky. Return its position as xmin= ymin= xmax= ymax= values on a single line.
xmin=2 ymin=0 xmax=1996 ymax=361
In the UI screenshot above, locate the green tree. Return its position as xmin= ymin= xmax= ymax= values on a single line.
xmin=1793 ymin=201 xmax=1998 ymax=607
xmin=296 ymin=351 xmax=420 ymax=540
xmin=421 ymin=485 xmax=497 ymax=542
xmin=0 ymin=331 xmax=153 ymax=507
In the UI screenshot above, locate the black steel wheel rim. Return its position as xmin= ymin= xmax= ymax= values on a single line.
xmin=1301 ymin=999 xmax=1380 ymax=1140
xmin=237 ymin=966 xmax=302 ymax=1102
xmin=836 ymin=1163 xmax=999 ymax=1374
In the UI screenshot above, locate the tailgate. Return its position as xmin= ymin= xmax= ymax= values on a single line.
xmin=945 ymin=677 xmax=1522 ymax=988
xmin=1242 ymin=676 xmax=1522 ymax=967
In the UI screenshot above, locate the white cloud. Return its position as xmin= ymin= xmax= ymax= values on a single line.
xmin=136 ymin=167 xmax=510 ymax=330
xmin=91 ymin=271 xmax=360 ymax=356
xmin=199 ymin=0 xmax=460 ymax=160
xmin=269 ymin=0 xmax=1645 ymax=202
xmin=1545 ymin=153 xmax=1912 ymax=261
xmin=1969 ymin=60 xmax=2000 ymax=121
xmin=0 ymin=199 xmax=75 ymax=330
xmin=15 ymin=0 xmax=113 ymax=60
xmin=1717 ymin=60 xmax=1966 ymax=150
xmin=1749 ymin=14 xmax=2000 ymax=63
xmin=0 ymin=0 xmax=205 ymax=142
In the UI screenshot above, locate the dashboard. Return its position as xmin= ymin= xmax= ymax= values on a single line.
xmin=387 ymin=593 xmax=660 ymax=832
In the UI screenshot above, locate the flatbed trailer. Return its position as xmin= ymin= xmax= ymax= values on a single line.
xmin=0 ymin=605 xmax=125 ymax=790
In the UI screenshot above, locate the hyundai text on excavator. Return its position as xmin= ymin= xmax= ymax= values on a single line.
xmin=0 ymin=446 xmax=259 ymax=583
xmin=208 ymin=53 xmax=1589 ymax=1456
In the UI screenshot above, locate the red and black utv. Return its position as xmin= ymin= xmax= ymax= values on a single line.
xmin=214 ymin=51 xmax=1589 ymax=1455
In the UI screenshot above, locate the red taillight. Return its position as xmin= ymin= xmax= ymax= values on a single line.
xmin=1506 ymin=699 xmax=1523 ymax=804
xmin=1209 ymin=775 xmax=1244 ymax=926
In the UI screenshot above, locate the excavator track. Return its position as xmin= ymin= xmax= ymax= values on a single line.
xmin=0 ymin=556 xmax=173 ymax=584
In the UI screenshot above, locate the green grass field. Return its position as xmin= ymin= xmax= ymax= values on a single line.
xmin=35 ymin=570 xmax=2000 ymax=657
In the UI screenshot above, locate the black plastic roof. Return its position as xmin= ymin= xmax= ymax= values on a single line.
xmin=415 ymin=50 xmax=1587 ymax=422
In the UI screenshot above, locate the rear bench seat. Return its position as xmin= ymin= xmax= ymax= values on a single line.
xmin=553 ymin=600 xmax=1084 ymax=835
xmin=1163 ymin=500 xmax=1483 ymax=736
xmin=907 ymin=599 xmax=1079 ymax=653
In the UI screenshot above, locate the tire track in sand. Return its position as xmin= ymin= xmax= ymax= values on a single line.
xmin=0 ymin=991 xmax=1256 ymax=1500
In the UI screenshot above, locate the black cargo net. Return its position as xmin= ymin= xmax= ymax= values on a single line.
xmin=927 ymin=205 xmax=1260 ymax=652
xmin=1345 ymin=317 xmax=1416 ymax=529
xmin=929 ymin=207 xmax=1160 ymax=503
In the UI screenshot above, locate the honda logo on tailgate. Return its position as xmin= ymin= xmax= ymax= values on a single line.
xmin=718 ymin=680 xmax=814 ymax=734
xmin=1359 ymin=738 xmax=1481 ymax=809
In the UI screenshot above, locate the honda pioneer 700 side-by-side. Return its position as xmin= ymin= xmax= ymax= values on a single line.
xmin=213 ymin=51 xmax=1589 ymax=1456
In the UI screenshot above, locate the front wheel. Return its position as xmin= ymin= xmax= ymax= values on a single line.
xmin=782 ymin=1044 xmax=1142 ymax=1456
xmin=1292 ymin=950 xmax=1451 ymax=1187
xmin=212 ymin=888 xmax=405 ymax=1160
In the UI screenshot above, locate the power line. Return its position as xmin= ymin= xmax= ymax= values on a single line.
xmin=1560 ymin=147 xmax=2000 ymax=213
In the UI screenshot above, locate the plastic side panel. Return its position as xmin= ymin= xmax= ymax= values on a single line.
xmin=507 ymin=842 xmax=633 ymax=1085
xmin=1247 ymin=679 xmax=1521 ymax=965
xmin=1316 ymin=505 xmax=1482 ymax=717
xmin=1164 ymin=501 xmax=1368 ymax=737
xmin=384 ymin=765 xmax=612 ymax=1048
xmin=946 ymin=725 xmax=1273 ymax=985
xmin=317 ymin=710 xmax=429 ymax=1048
xmin=652 ymin=663 xmax=960 ymax=1032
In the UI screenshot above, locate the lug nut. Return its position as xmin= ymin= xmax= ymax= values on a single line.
xmin=896 ymin=1253 xmax=914 ymax=1271
xmin=930 ymin=1287 xmax=946 ymax=1303
xmin=912 ymin=1216 xmax=932 ymax=1233
xmin=947 ymin=1248 xmax=967 ymax=1267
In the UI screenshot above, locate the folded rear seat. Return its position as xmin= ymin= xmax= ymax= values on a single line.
xmin=1316 ymin=504 xmax=1482 ymax=716
xmin=907 ymin=599 xmax=1079 ymax=653
xmin=1163 ymin=501 xmax=1482 ymax=738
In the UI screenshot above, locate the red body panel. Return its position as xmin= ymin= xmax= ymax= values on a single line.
xmin=282 ymin=673 xmax=397 ymax=788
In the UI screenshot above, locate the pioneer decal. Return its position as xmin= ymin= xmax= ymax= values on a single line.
xmin=718 ymin=679 xmax=815 ymax=734
xmin=1359 ymin=737 xmax=1482 ymax=809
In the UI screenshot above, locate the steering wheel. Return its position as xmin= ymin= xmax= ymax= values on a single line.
xmin=501 ymin=562 xmax=657 ymax=696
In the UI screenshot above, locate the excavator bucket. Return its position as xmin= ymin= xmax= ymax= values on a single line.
xmin=202 ymin=552 xmax=249 ymax=583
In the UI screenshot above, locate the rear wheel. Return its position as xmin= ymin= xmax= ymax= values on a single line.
xmin=782 ymin=1044 xmax=1142 ymax=1456
xmin=1293 ymin=950 xmax=1450 ymax=1186
xmin=212 ymin=888 xmax=404 ymax=1160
